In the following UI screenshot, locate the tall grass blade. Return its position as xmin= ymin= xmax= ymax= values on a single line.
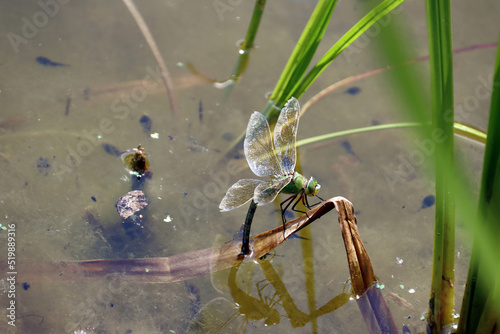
xmin=292 ymin=0 xmax=405 ymax=100
xmin=458 ymin=33 xmax=500 ymax=334
xmin=221 ymin=0 xmax=266 ymax=101
xmin=269 ymin=0 xmax=338 ymax=112
xmin=424 ymin=0 xmax=456 ymax=332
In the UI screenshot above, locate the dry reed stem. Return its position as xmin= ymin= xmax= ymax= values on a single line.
xmin=122 ymin=0 xmax=180 ymax=118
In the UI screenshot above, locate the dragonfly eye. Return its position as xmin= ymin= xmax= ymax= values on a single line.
xmin=306 ymin=177 xmax=321 ymax=196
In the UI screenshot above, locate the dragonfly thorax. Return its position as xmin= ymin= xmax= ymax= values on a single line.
xmin=282 ymin=172 xmax=321 ymax=196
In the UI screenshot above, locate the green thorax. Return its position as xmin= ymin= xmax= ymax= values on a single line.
xmin=281 ymin=172 xmax=321 ymax=196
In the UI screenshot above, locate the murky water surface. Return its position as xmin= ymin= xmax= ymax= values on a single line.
xmin=0 ymin=0 xmax=497 ymax=333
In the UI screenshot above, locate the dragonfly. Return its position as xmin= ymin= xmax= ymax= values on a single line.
xmin=219 ymin=97 xmax=321 ymax=252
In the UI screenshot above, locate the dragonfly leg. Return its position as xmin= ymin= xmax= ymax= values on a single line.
xmin=308 ymin=194 xmax=325 ymax=208
xmin=290 ymin=193 xmax=310 ymax=218
xmin=293 ymin=191 xmax=310 ymax=210
xmin=280 ymin=194 xmax=298 ymax=237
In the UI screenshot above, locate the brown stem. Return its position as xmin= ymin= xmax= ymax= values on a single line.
xmin=4 ymin=198 xmax=337 ymax=284
xmin=122 ymin=0 xmax=180 ymax=118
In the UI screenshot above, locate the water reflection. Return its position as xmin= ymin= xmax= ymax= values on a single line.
xmin=187 ymin=254 xmax=350 ymax=333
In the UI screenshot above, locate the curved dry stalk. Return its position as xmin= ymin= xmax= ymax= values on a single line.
xmin=336 ymin=195 xmax=398 ymax=333
xmin=6 ymin=197 xmax=345 ymax=284
xmin=2 ymin=196 xmax=399 ymax=332
xmin=122 ymin=0 xmax=180 ymax=118
xmin=300 ymin=67 xmax=387 ymax=118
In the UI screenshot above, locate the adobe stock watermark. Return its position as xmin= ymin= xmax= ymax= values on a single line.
xmin=382 ymin=72 xmax=494 ymax=192
xmin=212 ymin=0 xmax=243 ymax=21
xmin=6 ymin=0 xmax=71 ymax=54
xmin=51 ymin=65 xmax=165 ymax=182
xmin=178 ymin=160 xmax=246 ymax=225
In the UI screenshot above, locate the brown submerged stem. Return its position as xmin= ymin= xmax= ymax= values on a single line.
xmin=7 ymin=198 xmax=336 ymax=284
xmin=0 ymin=197 xmax=397 ymax=333
xmin=4 ymin=196 xmax=397 ymax=332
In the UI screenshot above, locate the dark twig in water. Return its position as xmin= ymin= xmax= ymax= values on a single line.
xmin=64 ymin=96 xmax=71 ymax=116
xmin=17 ymin=314 xmax=45 ymax=324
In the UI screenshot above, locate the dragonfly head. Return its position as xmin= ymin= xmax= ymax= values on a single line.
xmin=264 ymin=308 xmax=281 ymax=326
xmin=305 ymin=176 xmax=321 ymax=196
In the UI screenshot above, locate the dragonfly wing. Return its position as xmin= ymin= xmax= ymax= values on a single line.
xmin=254 ymin=176 xmax=292 ymax=206
xmin=244 ymin=112 xmax=283 ymax=177
xmin=274 ymin=97 xmax=300 ymax=174
xmin=219 ymin=179 xmax=263 ymax=212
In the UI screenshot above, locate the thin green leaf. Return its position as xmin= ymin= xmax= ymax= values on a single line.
xmin=291 ymin=0 xmax=406 ymax=99
xmin=221 ymin=0 xmax=266 ymax=101
xmin=269 ymin=0 xmax=338 ymax=111
xmin=458 ymin=33 xmax=500 ymax=334
xmin=425 ymin=0 xmax=455 ymax=331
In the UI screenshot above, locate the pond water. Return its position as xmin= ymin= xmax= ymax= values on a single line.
xmin=0 ymin=0 xmax=497 ymax=333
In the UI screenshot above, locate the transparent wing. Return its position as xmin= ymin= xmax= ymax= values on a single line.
xmin=244 ymin=112 xmax=283 ymax=177
xmin=253 ymin=176 xmax=292 ymax=206
xmin=274 ymin=97 xmax=300 ymax=174
xmin=219 ymin=179 xmax=263 ymax=212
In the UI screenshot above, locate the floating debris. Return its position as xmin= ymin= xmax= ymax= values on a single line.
xmin=185 ymin=281 xmax=201 ymax=317
xmin=115 ymin=190 xmax=148 ymax=220
xmin=121 ymin=144 xmax=151 ymax=180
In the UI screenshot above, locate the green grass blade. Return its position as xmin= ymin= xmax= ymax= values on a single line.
xmin=296 ymin=122 xmax=421 ymax=147
xmin=234 ymin=0 xmax=266 ymax=77
xmin=269 ymin=0 xmax=338 ymax=111
xmin=425 ymin=0 xmax=456 ymax=331
xmin=291 ymin=0 xmax=405 ymax=99
xmin=221 ymin=0 xmax=266 ymax=100
xmin=458 ymin=33 xmax=500 ymax=334
xmin=295 ymin=122 xmax=484 ymax=149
